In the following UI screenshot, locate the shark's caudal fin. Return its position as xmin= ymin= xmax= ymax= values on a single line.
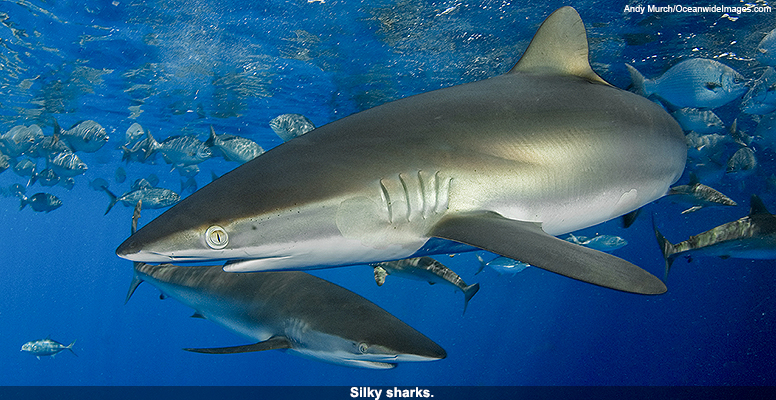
xmin=430 ymin=212 xmax=667 ymax=294
xmin=462 ymin=283 xmax=479 ymax=315
xmin=509 ymin=6 xmax=609 ymax=85
xmin=653 ymin=218 xmax=678 ymax=280
xmin=183 ymin=336 xmax=292 ymax=354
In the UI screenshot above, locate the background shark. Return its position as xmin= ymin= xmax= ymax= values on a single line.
xmin=126 ymin=262 xmax=447 ymax=369
xmin=656 ymin=195 xmax=776 ymax=278
xmin=116 ymin=7 xmax=686 ymax=294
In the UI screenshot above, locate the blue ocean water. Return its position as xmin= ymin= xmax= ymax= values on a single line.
xmin=0 ymin=0 xmax=775 ymax=387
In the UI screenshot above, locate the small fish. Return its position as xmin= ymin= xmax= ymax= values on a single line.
xmin=205 ymin=126 xmax=264 ymax=164
xmin=57 ymin=120 xmax=109 ymax=153
xmin=655 ymin=195 xmax=776 ymax=278
xmin=115 ymin=166 xmax=127 ymax=183
xmin=20 ymin=192 xmax=62 ymax=213
xmin=12 ymin=158 xmax=36 ymax=178
xmin=21 ymin=337 xmax=77 ymax=359
xmin=47 ymin=151 xmax=87 ymax=177
xmin=685 ymin=131 xmax=733 ymax=161
xmin=0 ymin=124 xmax=44 ymax=158
xmin=180 ymin=176 xmax=197 ymax=196
xmin=626 ymin=59 xmax=748 ymax=109
xmin=26 ymin=132 xmax=71 ymax=159
xmin=269 ymin=113 xmax=316 ymax=142
xmin=0 ymin=151 xmax=10 ymax=174
xmin=103 ymin=187 xmax=180 ymax=214
xmin=89 ymin=178 xmax=110 ymax=192
xmin=30 ymin=168 xmax=59 ymax=187
xmin=565 ymin=233 xmax=628 ymax=252
xmin=121 ymin=134 xmax=158 ymax=164
xmin=666 ymin=173 xmax=737 ymax=214
xmin=756 ymin=27 xmax=776 ymax=66
xmin=149 ymin=133 xmax=211 ymax=169
xmin=371 ymin=256 xmax=479 ymax=314
xmin=741 ymin=67 xmax=776 ymax=115
xmin=177 ymin=165 xmax=199 ymax=178
xmin=59 ymin=177 xmax=75 ymax=190
xmin=2 ymin=183 xmax=26 ymax=198
xmin=671 ymin=108 xmax=725 ymax=133
xmin=124 ymin=122 xmax=145 ymax=145
xmin=475 ymin=254 xmax=531 ymax=275
xmin=726 ymin=147 xmax=757 ymax=177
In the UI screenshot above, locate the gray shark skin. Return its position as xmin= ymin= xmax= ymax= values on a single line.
xmin=655 ymin=195 xmax=776 ymax=278
xmin=116 ymin=7 xmax=685 ymax=294
xmin=126 ymin=262 xmax=446 ymax=369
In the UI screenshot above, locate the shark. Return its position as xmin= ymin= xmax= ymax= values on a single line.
xmin=655 ymin=195 xmax=776 ymax=278
xmin=116 ymin=7 xmax=686 ymax=295
xmin=126 ymin=262 xmax=447 ymax=369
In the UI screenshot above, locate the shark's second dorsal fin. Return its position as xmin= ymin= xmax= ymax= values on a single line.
xmin=750 ymin=195 xmax=771 ymax=216
xmin=509 ymin=6 xmax=609 ymax=85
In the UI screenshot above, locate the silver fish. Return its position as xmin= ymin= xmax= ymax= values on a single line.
xmin=269 ymin=113 xmax=316 ymax=142
xmin=741 ymin=67 xmax=776 ymax=115
xmin=149 ymin=133 xmax=211 ymax=169
xmin=205 ymin=126 xmax=264 ymax=164
xmin=103 ymin=187 xmax=180 ymax=214
xmin=20 ymin=192 xmax=62 ymax=213
xmin=1 ymin=124 xmax=44 ymax=158
xmin=627 ymin=59 xmax=748 ymax=109
xmin=671 ymin=108 xmax=725 ymax=133
xmin=21 ymin=337 xmax=77 ymax=359
xmin=475 ymin=254 xmax=531 ymax=276
xmin=756 ymin=27 xmax=776 ymax=67
xmin=57 ymin=120 xmax=109 ymax=153
xmin=47 ymin=151 xmax=87 ymax=177
xmin=565 ymin=233 xmax=627 ymax=252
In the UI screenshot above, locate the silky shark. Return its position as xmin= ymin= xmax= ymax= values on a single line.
xmin=655 ymin=195 xmax=776 ymax=278
xmin=116 ymin=7 xmax=686 ymax=294
xmin=126 ymin=263 xmax=446 ymax=369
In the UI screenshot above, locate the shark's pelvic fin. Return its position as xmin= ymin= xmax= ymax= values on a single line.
xmin=430 ymin=212 xmax=666 ymax=294
xmin=509 ymin=6 xmax=609 ymax=85
xmin=183 ymin=336 xmax=292 ymax=354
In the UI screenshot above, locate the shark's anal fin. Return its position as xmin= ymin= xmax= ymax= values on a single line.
xmin=430 ymin=212 xmax=666 ymax=295
xmin=509 ymin=6 xmax=610 ymax=85
xmin=183 ymin=336 xmax=292 ymax=354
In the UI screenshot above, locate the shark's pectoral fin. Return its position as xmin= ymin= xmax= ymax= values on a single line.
xmin=430 ymin=212 xmax=666 ymax=295
xmin=183 ymin=336 xmax=292 ymax=354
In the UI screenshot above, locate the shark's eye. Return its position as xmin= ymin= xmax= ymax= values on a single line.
xmin=205 ymin=225 xmax=229 ymax=249
xmin=358 ymin=342 xmax=369 ymax=354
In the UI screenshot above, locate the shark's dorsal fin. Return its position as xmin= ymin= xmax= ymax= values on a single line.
xmin=688 ymin=172 xmax=700 ymax=186
xmin=509 ymin=6 xmax=609 ymax=85
xmin=749 ymin=195 xmax=771 ymax=216
xmin=183 ymin=336 xmax=292 ymax=354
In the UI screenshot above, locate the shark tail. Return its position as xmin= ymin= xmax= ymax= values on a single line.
xmin=653 ymin=222 xmax=678 ymax=280
xmin=205 ymin=126 xmax=219 ymax=148
xmin=143 ymin=131 xmax=160 ymax=161
xmin=101 ymin=187 xmax=120 ymax=215
xmin=66 ymin=340 xmax=78 ymax=357
xmin=462 ymin=282 xmax=480 ymax=315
